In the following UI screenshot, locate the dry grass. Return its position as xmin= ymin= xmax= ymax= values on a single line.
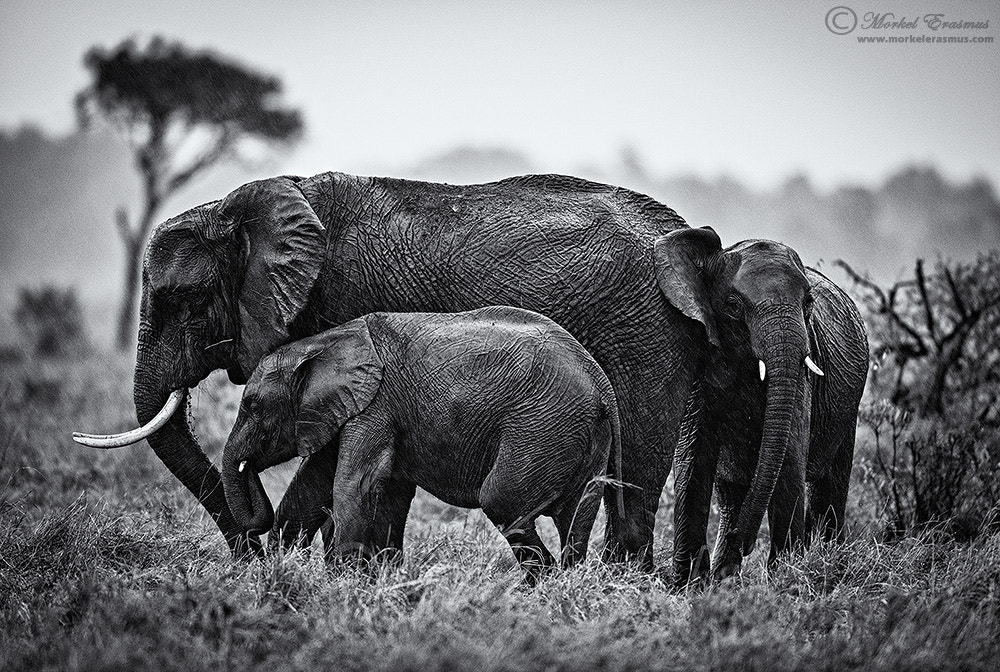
xmin=2 ymin=351 xmax=999 ymax=671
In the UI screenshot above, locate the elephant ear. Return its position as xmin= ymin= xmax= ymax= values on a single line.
xmin=215 ymin=177 xmax=327 ymax=375
xmin=653 ymin=227 xmax=722 ymax=347
xmin=292 ymin=319 xmax=384 ymax=458
xmin=806 ymin=277 xmax=825 ymax=366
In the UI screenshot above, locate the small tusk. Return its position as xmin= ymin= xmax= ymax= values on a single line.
xmin=758 ymin=360 xmax=766 ymax=381
xmin=238 ymin=461 xmax=247 ymax=473
xmin=805 ymin=356 xmax=825 ymax=376
xmin=204 ymin=338 xmax=234 ymax=351
xmin=73 ymin=389 xmax=185 ymax=448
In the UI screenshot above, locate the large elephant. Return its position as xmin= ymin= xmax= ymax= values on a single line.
xmin=660 ymin=229 xmax=869 ymax=583
xmin=74 ymin=171 xmax=708 ymax=566
xmin=221 ymin=306 xmax=622 ymax=583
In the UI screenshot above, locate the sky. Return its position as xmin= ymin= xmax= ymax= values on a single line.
xmin=1 ymin=0 xmax=998 ymax=189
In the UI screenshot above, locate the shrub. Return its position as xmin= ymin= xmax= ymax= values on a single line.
xmin=13 ymin=285 xmax=90 ymax=358
xmin=857 ymin=401 xmax=1000 ymax=540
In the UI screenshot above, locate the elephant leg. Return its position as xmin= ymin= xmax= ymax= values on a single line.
xmin=325 ymin=416 xmax=394 ymax=562
xmin=271 ymin=442 xmax=339 ymax=551
xmin=766 ymin=450 xmax=807 ymax=563
xmin=603 ymin=483 xmax=661 ymax=570
xmin=479 ymin=437 xmax=558 ymax=584
xmin=603 ymin=365 xmax=696 ymax=570
xmin=712 ymin=479 xmax=747 ymax=579
xmin=672 ymin=428 xmax=718 ymax=586
xmin=807 ymin=433 xmax=855 ymax=542
xmin=553 ymin=482 xmax=602 ymax=569
xmin=366 ymin=477 xmax=417 ymax=564
xmin=488 ymin=514 xmax=556 ymax=586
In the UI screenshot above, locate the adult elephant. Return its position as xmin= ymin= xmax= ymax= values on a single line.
xmin=74 ymin=171 xmax=708 ymax=566
xmin=660 ymin=228 xmax=869 ymax=584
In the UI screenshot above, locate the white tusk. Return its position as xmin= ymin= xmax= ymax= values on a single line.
xmin=805 ymin=356 xmax=825 ymax=376
xmin=238 ymin=461 xmax=247 ymax=473
xmin=758 ymin=360 xmax=766 ymax=381
xmin=72 ymin=389 xmax=185 ymax=448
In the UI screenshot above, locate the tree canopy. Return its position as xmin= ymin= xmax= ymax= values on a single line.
xmin=76 ymin=37 xmax=302 ymax=202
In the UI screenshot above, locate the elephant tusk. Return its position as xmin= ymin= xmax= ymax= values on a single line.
xmin=758 ymin=360 xmax=766 ymax=382
xmin=72 ymin=389 xmax=185 ymax=448
xmin=238 ymin=461 xmax=247 ymax=473
xmin=804 ymin=356 xmax=825 ymax=377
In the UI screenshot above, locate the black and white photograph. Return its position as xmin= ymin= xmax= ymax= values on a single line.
xmin=1 ymin=1 xmax=998 ymax=670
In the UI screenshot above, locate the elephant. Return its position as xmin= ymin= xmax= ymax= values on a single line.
xmin=661 ymin=229 xmax=869 ymax=583
xmin=221 ymin=306 xmax=623 ymax=582
xmin=73 ymin=171 xmax=711 ymax=566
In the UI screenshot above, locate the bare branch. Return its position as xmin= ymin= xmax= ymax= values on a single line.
xmin=943 ymin=265 xmax=968 ymax=320
xmin=914 ymin=259 xmax=938 ymax=348
xmin=882 ymin=283 xmax=928 ymax=357
xmin=164 ymin=127 xmax=234 ymax=196
xmin=835 ymin=260 xmax=886 ymax=309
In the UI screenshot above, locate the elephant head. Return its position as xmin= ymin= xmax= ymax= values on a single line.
xmin=655 ymin=228 xmax=821 ymax=567
xmin=221 ymin=318 xmax=383 ymax=536
xmin=73 ymin=176 xmax=327 ymax=552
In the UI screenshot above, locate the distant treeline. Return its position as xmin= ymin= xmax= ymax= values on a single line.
xmin=3 ymin=129 xmax=998 ymax=317
xmin=651 ymin=167 xmax=1000 ymax=283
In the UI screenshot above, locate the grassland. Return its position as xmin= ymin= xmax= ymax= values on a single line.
xmin=2 ymin=351 xmax=999 ymax=671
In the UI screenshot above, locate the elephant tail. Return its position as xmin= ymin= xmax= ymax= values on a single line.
xmin=598 ymin=392 xmax=626 ymax=525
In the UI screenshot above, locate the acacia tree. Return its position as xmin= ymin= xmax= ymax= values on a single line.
xmin=76 ymin=37 xmax=303 ymax=349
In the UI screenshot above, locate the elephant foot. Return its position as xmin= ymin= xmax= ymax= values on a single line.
xmin=602 ymin=543 xmax=655 ymax=572
xmin=712 ymin=533 xmax=745 ymax=582
xmin=673 ymin=544 xmax=712 ymax=588
xmin=712 ymin=559 xmax=742 ymax=582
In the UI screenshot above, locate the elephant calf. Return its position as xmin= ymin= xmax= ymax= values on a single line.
xmin=221 ymin=306 xmax=623 ymax=582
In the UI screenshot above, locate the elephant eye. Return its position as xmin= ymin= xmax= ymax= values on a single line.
xmin=724 ymin=292 xmax=743 ymax=317
xmin=243 ymin=396 xmax=260 ymax=414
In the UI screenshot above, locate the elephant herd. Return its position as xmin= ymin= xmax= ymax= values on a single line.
xmin=73 ymin=171 xmax=869 ymax=584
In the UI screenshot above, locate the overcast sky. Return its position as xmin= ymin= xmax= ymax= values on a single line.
xmin=1 ymin=0 xmax=998 ymax=189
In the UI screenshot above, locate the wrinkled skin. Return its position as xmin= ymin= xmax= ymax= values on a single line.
xmin=662 ymin=230 xmax=869 ymax=584
xmin=128 ymin=172 xmax=706 ymax=564
xmin=222 ymin=307 xmax=621 ymax=583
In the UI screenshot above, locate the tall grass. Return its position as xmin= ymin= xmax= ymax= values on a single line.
xmin=2 ymin=350 xmax=999 ymax=671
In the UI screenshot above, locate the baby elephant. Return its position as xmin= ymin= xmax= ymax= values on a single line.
xmin=221 ymin=306 xmax=623 ymax=582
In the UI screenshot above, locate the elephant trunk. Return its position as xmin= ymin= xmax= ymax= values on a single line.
xmin=134 ymin=323 xmax=258 ymax=555
xmin=222 ymin=451 xmax=275 ymax=536
xmin=732 ymin=303 xmax=809 ymax=556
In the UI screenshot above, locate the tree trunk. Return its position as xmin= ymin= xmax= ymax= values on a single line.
xmin=115 ymin=193 xmax=159 ymax=351
xmin=116 ymin=228 xmax=142 ymax=350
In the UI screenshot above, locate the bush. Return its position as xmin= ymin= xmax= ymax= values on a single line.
xmin=843 ymin=254 xmax=1000 ymax=539
xmin=13 ymin=285 xmax=90 ymax=358
xmin=857 ymin=401 xmax=1000 ymax=540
